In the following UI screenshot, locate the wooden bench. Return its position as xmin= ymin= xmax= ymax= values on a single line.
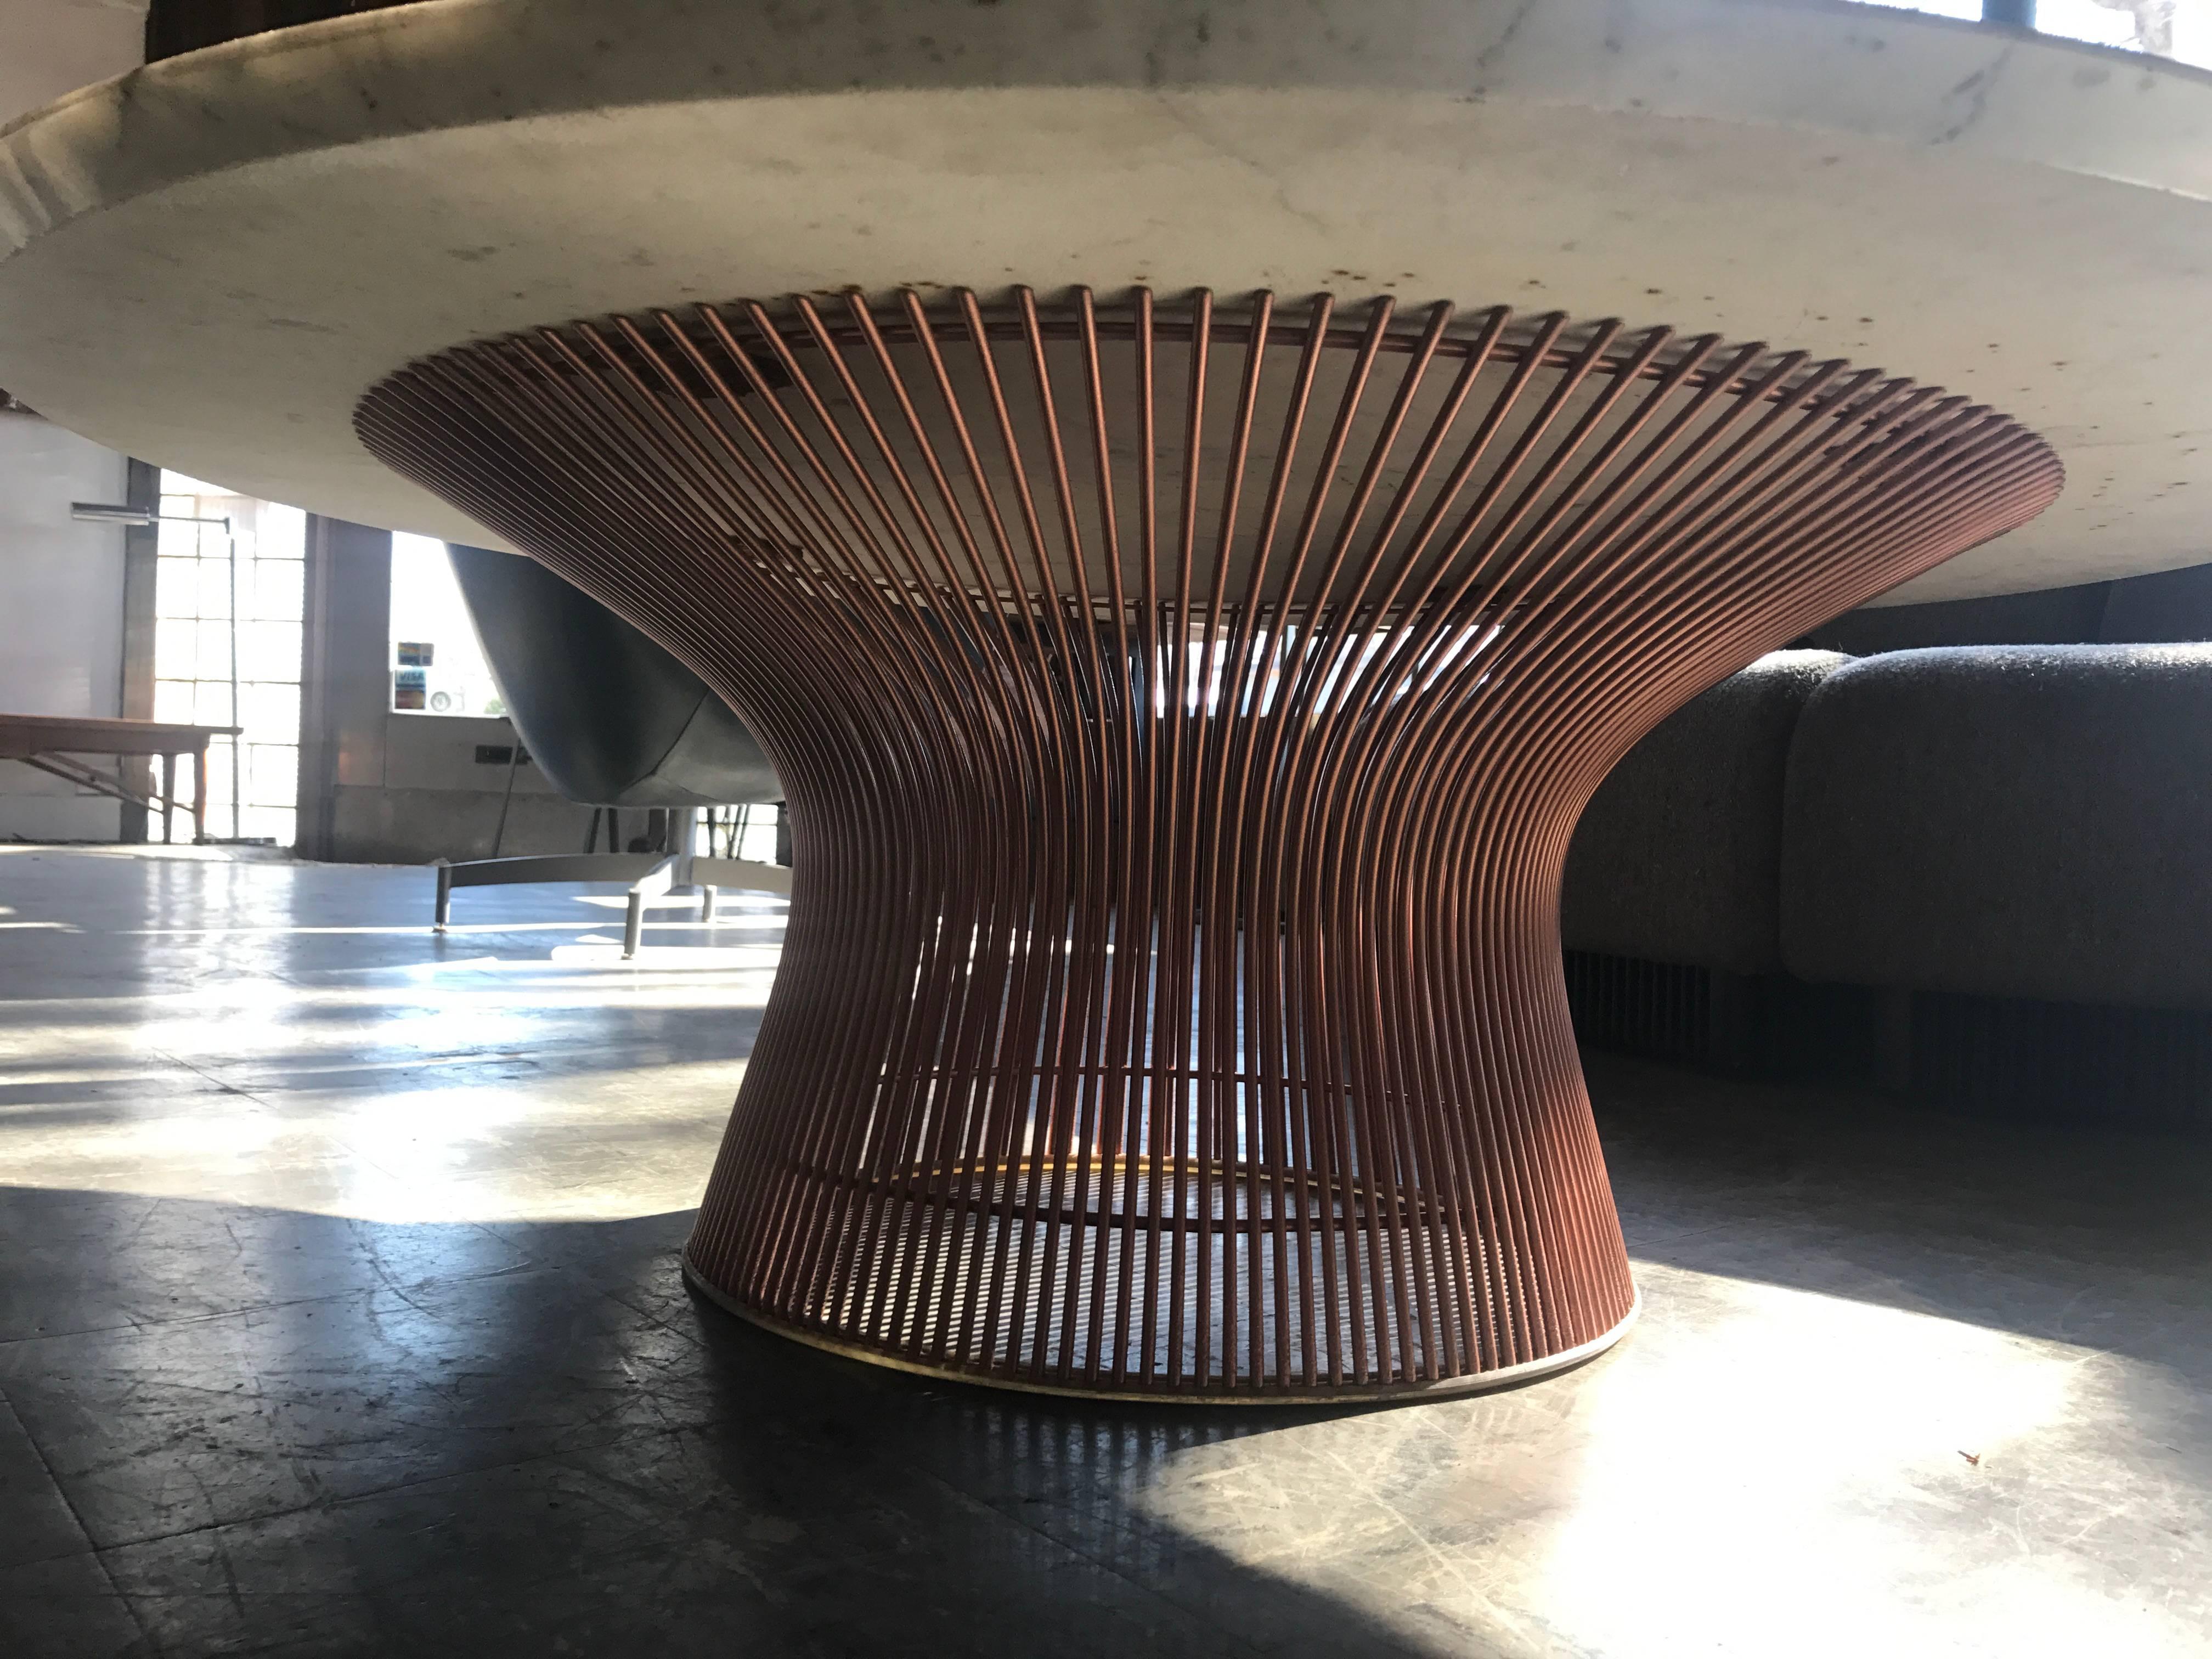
xmin=0 ymin=714 xmax=242 ymax=844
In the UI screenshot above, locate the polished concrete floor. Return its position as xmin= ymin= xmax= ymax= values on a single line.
xmin=0 ymin=845 xmax=2205 ymax=1658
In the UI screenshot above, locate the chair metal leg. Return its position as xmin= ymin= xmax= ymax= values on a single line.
xmin=624 ymin=853 xmax=678 ymax=959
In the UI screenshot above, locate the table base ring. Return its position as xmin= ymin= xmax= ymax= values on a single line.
xmin=683 ymin=1255 xmax=1641 ymax=1405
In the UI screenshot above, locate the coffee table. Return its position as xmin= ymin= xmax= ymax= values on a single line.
xmin=10 ymin=0 xmax=2200 ymax=1398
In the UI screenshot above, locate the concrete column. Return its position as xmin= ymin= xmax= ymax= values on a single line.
xmin=117 ymin=459 xmax=161 ymax=842
xmin=296 ymin=516 xmax=392 ymax=861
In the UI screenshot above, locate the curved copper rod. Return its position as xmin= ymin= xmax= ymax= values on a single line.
xmin=357 ymin=287 xmax=2059 ymax=1400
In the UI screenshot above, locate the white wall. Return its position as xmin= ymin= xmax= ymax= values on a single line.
xmin=0 ymin=410 xmax=129 ymax=839
xmin=0 ymin=8 xmax=145 ymax=837
xmin=330 ymin=711 xmax=600 ymax=865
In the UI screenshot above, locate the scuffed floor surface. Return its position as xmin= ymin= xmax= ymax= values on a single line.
xmin=0 ymin=846 xmax=2205 ymax=1657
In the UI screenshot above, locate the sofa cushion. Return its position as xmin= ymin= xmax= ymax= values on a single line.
xmin=1781 ymin=644 xmax=2212 ymax=1008
xmin=1561 ymin=651 xmax=1848 ymax=974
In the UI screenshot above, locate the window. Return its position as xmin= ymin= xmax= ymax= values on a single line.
xmin=151 ymin=473 xmax=305 ymax=845
xmin=2038 ymin=0 xmax=2198 ymax=57
xmin=697 ymin=805 xmax=783 ymax=866
xmin=1844 ymin=0 xmax=2212 ymax=67
xmin=388 ymin=534 xmax=505 ymax=716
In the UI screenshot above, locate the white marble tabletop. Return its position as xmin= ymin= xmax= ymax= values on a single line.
xmin=2 ymin=0 xmax=2209 ymax=602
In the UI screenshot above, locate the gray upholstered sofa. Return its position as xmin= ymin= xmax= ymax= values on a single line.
xmin=1562 ymin=650 xmax=1846 ymax=977
xmin=1780 ymin=645 xmax=2212 ymax=1009
xmin=1562 ymin=643 xmax=2212 ymax=1125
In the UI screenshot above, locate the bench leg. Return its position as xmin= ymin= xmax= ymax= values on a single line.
xmin=161 ymin=753 xmax=177 ymax=845
xmin=191 ymin=743 xmax=210 ymax=844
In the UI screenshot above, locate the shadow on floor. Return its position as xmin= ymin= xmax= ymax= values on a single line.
xmin=1590 ymin=1050 xmax=2212 ymax=1373
xmin=6 ymin=1059 xmax=2211 ymax=1659
xmin=0 ymin=1188 xmax=1457 ymax=1659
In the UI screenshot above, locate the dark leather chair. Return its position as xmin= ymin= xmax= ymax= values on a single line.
xmin=432 ymin=547 xmax=787 ymax=951
xmin=448 ymin=544 xmax=778 ymax=815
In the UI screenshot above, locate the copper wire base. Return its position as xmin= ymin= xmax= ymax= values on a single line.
xmin=681 ymin=1251 xmax=1642 ymax=1405
xmin=357 ymin=285 xmax=2059 ymax=1400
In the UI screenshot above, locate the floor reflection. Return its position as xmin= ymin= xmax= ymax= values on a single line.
xmin=0 ymin=848 xmax=2203 ymax=1657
